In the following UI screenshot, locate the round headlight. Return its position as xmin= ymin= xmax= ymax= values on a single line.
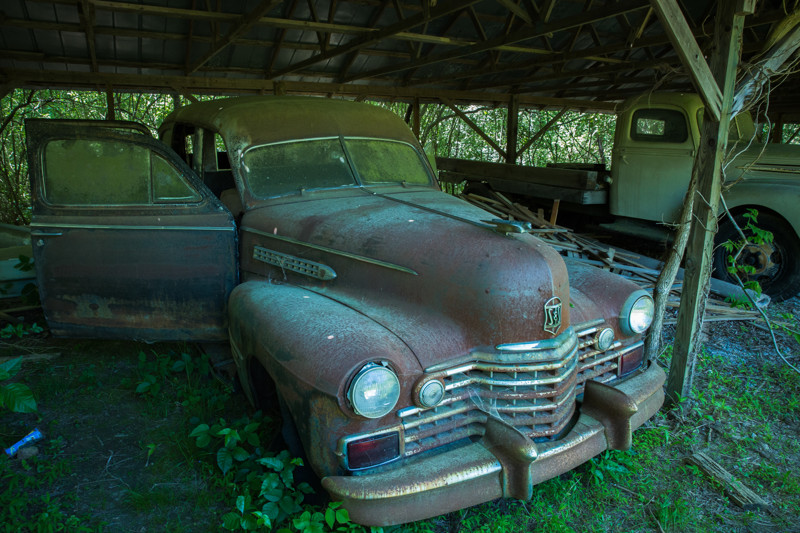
xmin=620 ymin=290 xmax=655 ymax=336
xmin=596 ymin=327 xmax=615 ymax=351
xmin=347 ymin=363 xmax=400 ymax=419
xmin=417 ymin=379 xmax=445 ymax=408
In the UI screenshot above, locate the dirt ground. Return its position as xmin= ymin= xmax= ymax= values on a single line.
xmin=1 ymin=295 xmax=799 ymax=532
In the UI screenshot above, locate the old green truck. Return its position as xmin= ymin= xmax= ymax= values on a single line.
xmin=439 ymin=92 xmax=800 ymax=301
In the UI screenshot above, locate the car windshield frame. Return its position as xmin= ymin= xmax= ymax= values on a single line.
xmin=240 ymin=136 xmax=434 ymax=199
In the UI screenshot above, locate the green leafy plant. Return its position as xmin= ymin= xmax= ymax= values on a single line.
xmin=0 ymin=322 xmax=43 ymax=340
xmin=132 ymin=350 xmax=229 ymax=413
xmin=190 ymin=416 xmax=320 ymax=531
xmin=13 ymin=254 xmax=34 ymax=272
xmin=722 ymin=208 xmax=771 ymax=304
xmin=0 ymin=356 xmax=36 ymax=413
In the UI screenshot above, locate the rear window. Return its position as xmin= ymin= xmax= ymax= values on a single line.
xmin=630 ymin=109 xmax=689 ymax=143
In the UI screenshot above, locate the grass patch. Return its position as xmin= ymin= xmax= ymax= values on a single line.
xmin=2 ymin=301 xmax=799 ymax=532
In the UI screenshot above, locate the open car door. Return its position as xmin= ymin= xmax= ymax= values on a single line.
xmin=25 ymin=119 xmax=238 ymax=341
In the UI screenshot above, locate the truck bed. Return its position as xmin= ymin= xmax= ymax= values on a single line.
xmin=436 ymin=157 xmax=609 ymax=205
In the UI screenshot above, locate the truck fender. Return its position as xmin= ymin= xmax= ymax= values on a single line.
xmin=227 ymin=280 xmax=422 ymax=476
xmin=722 ymin=182 xmax=800 ymax=238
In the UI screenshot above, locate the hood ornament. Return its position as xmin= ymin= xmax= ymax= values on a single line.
xmin=543 ymin=297 xmax=562 ymax=335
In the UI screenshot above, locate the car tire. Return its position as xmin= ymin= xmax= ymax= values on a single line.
xmin=713 ymin=211 xmax=800 ymax=301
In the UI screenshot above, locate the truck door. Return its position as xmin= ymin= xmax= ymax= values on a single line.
xmin=25 ymin=120 xmax=238 ymax=341
xmin=610 ymin=106 xmax=696 ymax=223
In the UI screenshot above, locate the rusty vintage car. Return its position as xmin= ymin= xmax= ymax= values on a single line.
xmin=25 ymin=96 xmax=665 ymax=526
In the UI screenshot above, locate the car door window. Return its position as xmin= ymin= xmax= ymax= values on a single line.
xmin=153 ymin=153 xmax=202 ymax=203
xmin=43 ymin=138 xmax=199 ymax=206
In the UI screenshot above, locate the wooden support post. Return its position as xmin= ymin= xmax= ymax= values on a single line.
xmin=413 ymin=97 xmax=421 ymax=139
xmin=664 ymin=1 xmax=752 ymax=405
xmin=506 ymin=94 xmax=519 ymax=164
xmin=105 ymin=85 xmax=115 ymax=121
xmin=771 ymin=114 xmax=784 ymax=143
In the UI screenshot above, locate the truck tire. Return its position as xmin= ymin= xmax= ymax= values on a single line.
xmin=713 ymin=212 xmax=800 ymax=301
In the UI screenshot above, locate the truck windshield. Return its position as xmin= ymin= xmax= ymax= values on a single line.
xmin=242 ymin=137 xmax=431 ymax=198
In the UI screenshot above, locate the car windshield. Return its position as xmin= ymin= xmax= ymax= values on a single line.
xmin=242 ymin=137 xmax=431 ymax=198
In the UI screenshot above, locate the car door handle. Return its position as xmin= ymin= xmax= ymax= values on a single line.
xmin=31 ymin=231 xmax=63 ymax=237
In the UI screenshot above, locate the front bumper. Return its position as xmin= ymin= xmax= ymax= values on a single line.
xmin=322 ymin=361 xmax=666 ymax=526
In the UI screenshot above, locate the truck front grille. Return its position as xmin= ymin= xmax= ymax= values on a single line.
xmin=398 ymin=320 xmax=642 ymax=458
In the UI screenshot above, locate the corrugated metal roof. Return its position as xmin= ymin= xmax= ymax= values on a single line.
xmin=0 ymin=1 xmax=794 ymax=110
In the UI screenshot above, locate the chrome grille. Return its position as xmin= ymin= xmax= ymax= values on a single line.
xmin=398 ymin=320 xmax=643 ymax=458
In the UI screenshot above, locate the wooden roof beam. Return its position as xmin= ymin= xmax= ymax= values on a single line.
xmin=266 ymin=0 xmax=298 ymax=75
xmin=494 ymin=0 xmax=532 ymax=25
xmin=187 ymin=0 xmax=283 ymax=75
xmin=1 ymin=68 xmax=618 ymax=111
xmin=344 ymin=0 xmax=648 ymax=82
xmin=78 ymin=0 xmax=98 ymax=72
xmin=272 ymin=0 xmax=480 ymax=77
xmin=337 ymin=2 xmax=389 ymax=81
xmin=733 ymin=9 xmax=800 ymax=113
xmin=650 ymin=0 xmax=722 ymax=120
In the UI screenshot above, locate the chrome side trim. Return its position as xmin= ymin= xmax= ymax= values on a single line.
xmin=253 ymin=245 xmax=337 ymax=281
xmin=243 ymin=226 xmax=418 ymax=276
xmin=30 ymin=222 xmax=234 ymax=232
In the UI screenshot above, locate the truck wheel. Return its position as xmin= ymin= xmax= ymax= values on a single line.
xmin=713 ymin=212 xmax=800 ymax=301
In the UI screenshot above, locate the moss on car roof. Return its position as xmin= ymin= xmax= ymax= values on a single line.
xmin=159 ymin=96 xmax=419 ymax=148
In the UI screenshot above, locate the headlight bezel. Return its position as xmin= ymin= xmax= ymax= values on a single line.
xmin=619 ymin=289 xmax=655 ymax=336
xmin=346 ymin=362 xmax=401 ymax=419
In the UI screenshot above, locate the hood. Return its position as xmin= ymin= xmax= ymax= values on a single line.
xmin=727 ymin=142 xmax=800 ymax=183
xmin=239 ymin=187 xmax=570 ymax=368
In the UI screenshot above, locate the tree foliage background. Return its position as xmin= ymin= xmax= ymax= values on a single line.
xmin=0 ymin=89 xmax=187 ymax=225
xmin=14 ymin=89 xmax=797 ymax=228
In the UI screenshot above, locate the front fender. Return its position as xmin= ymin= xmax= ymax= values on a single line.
xmin=564 ymin=259 xmax=647 ymax=340
xmin=228 ymin=280 xmax=422 ymax=476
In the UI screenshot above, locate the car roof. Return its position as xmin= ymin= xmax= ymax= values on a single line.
xmin=159 ymin=96 xmax=419 ymax=148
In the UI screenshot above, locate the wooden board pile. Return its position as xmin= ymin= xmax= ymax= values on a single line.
xmin=460 ymin=190 xmax=762 ymax=324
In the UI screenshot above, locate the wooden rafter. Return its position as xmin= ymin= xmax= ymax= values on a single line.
xmin=3 ymin=67 xmax=618 ymax=110
xmin=186 ymin=0 xmax=282 ymax=75
xmin=343 ymin=0 xmax=648 ymax=82
xmin=494 ymin=0 xmax=532 ymax=25
xmin=650 ymin=0 xmax=723 ymax=119
xmin=337 ymin=2 xmax=391 ymax=81
xmin=272 ymin=0 xmax=480 ymax=78
xmin=78 ymin=0 xmax=98 ymax=72
xmin=267 ymin=0 xmax=299 ymax=75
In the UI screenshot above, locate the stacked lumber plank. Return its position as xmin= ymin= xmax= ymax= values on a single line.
xmin=461 ymin=190 xmax=762 ymax=324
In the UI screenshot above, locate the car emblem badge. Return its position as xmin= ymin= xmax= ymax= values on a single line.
xmin=543 ymin=297 xmax=562 ymax=335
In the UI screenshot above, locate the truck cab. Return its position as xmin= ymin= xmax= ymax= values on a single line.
xmin=611 ymin=92 xmax=800 ymax=300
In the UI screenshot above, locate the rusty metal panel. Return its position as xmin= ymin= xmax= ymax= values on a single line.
xmin=26 ymin=119 xmax=238 ymax=341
